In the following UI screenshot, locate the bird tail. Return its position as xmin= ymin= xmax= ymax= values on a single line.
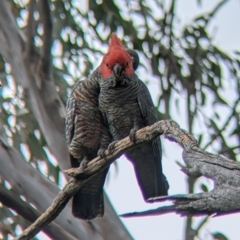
xmin=72 ymin=167 xmax=109 ymax=220
xmin=126 ymin=141 xmax=169 ymax=201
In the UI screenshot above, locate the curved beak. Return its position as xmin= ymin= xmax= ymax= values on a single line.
xmin=113 ymin=63 xmax=123 ymax=78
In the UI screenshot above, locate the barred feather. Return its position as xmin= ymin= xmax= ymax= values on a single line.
xmin=65 ymin=70 xmax=112 ymax=220
xmin=97 ymin=33 xmax=169 ymax=202
xmin=99 ymin=75 xmax=142 ymax=140
xmin=98 ymin=73 xmax=169 ymax=200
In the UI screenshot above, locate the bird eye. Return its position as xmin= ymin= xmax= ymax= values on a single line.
xmin=106 ymin=63 xmax=109 ymax=67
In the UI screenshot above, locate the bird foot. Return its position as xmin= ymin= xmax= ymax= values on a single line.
xmin=108 ymin=140 xmax=118 ymax=153
xmin=129 ymin=128 xmax=138 ymax=143
xmin=97 ymin=148 xmax=107 ymax=159
xmin=80 ymin=156 xmax=89 ymax=169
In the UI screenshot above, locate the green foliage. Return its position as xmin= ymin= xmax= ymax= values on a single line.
xmin=212 ymin=232 xmax=229 ymax=240
xmin=200 ymin=183 xmax=208 ymax=192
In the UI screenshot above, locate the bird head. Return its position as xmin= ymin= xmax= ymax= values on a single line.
xmin=100 ymin=33 xmax=136 ymax=87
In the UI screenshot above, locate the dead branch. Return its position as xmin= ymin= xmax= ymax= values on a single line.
xmin=14 ymin=119 xmax=173 ymax=239
xmin=16 ymin=119 xmax=240 ymax=239
xmin=64 ymin=119 xmax=197 ymax=178
xmin=120 ymin=123 xmax=240 ymax=218
xmin=14 ymin=178 xmax=84 ymax=240
xmin=0 ymin=185 xmax=77 ymax=240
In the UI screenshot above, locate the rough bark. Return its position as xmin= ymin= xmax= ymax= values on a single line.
xmin=15 ymin=119 xmax=240 ymax=239
xmin=0 ymin=185 xmax=77 ymax=240
xmin=119 ymin=120 xmax=240 ymax=217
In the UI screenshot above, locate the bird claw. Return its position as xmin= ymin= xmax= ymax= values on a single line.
xmin=129 ymin=128 xmax=138 ymax=143
xmin=108 ymin=140 xmax=118 ymax=153
xmin=80 ymin=157 xmax=89 ymax=169
xmin=97 ymin=148 xmax=106 ymax=158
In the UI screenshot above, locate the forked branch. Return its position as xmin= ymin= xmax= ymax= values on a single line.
xmin=16 ymin=119 xmax=240 ymax=239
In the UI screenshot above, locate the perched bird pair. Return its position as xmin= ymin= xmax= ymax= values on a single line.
xmin=65 ymin=33 xmax=169 ymax=220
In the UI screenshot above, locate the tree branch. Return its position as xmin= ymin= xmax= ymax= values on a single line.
xmin=12 ymin=119 xmax=177 ymax=239
xmin=14 ymin=116 xmax=240 ymax=238
xmin=64 ymin=119 xmax=198 ymax=178
xmin=15 ymin=178 xmax=83 ymax=240
xmin=0 ymin=185 xmax=77 ymax=240
xmin=7 ymin=115 xmax=228 ymax=237
xmin=119 ymin=121 xmax=240 ymax=218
